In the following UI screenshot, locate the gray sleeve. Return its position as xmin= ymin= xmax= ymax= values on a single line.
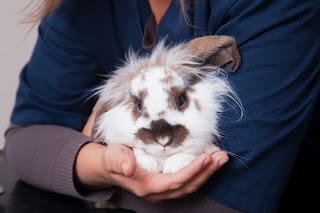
xmin=3 ymin=124 xmax=116 ymax=202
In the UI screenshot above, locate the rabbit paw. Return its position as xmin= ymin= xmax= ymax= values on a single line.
xmin=135 ymin=154 xmax=161 ymax=173
xmin=163 ymin=153 xmax=196 ymax=173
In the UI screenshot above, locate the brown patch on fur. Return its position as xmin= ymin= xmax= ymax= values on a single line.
xmin=158 ymin=111 xmax=166 ymax=117
xmin=178 ymin=92 xmax=190 ymax=112
xmin=131 ymin=106 xmax=140 ymax=121
xmin=138 ymin=89 xmax=148 ymax=101
xmin=130 ymin=89 xmax=149 ymax=121
xmin=135 ymin=119 xmax=189 ymax=147
xmin=142 ymin=112 xmax=150 ymax=119
xmin=163 ymin=67 xmax=173 ymax=76
xmin=186 ymin=87 xmax=196 ymax=93
xmin=167 ymin=86 xmax=181 ymax=109
xmin=140 ymin=72 xmax=146 ymax=81
xmin=188 ymin=76 xmax=201 ymax=86
xmin=154 ymin=54 xmax=170 ymax=68
xmin=194 ymin=99 xmax=202 ymax=111
xmin=166 ymin=86 xmax=191 ymax=112
xmin=130 ymin=99 xmax=140 ymax=121
xmin=160 ymin=75 xmax=174 ymax=84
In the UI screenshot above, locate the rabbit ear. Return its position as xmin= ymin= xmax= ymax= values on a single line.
xmin=185 ymin=35 xmax=241 ymax=72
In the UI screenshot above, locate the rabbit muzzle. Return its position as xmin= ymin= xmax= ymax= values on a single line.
xmin=136 ymin=119 xmax=189 ymax=148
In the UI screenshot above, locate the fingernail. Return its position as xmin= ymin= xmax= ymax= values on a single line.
xmin=122 ymin=162 xmax=128 ymax=174
xmin=209 ymin=146 xmax=221 ymax=154
xmin=218 ymin=159 xmax=228 ymax=167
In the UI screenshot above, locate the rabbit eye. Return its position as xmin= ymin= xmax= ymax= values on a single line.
xmin=136 ymin=99 xmax=142 ymax=111
xmin=177 ymin=94 xmax=186 ymax=110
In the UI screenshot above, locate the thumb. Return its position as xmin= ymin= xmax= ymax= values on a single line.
xmin=104 ymin=144 xmax=136 ymax=177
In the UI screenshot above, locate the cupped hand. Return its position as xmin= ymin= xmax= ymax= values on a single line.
xmin=108 ymin=146 xmax=228 ymax=203
xmin=78 ymin=110 xmax=229 ymax=202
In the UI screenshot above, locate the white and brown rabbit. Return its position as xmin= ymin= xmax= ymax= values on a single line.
xmin=91 ymin=36 xmax=241 ymax=173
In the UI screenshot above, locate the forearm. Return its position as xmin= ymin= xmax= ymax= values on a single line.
xmin=4 ymin=124 xmax=115 ymax=201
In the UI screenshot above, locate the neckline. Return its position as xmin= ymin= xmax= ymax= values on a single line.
xmin=141 ymin=0 xmax=176 ymax=51
xmin=155 ymin=0 xmax=174 ymax=27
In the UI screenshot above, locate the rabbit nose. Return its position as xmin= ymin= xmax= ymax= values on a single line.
xmin=155 ymin=136 xmax=172 ymax=146
xmin=149 ymin=119 xmax=174 ymax=146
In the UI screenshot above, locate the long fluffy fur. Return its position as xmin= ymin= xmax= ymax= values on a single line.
xmin=92 ymin=40 xmax=242 ymax=173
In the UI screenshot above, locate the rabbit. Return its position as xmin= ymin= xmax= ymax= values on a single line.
xmin=91 ymin=36 xmax=242 ymax=173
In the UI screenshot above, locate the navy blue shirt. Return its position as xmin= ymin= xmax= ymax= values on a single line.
xmin=11 ymin=0 xmax=320 ymax=212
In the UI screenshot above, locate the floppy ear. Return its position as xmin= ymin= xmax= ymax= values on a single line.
xmin=185 ymin=35 xmax=241 ymax=72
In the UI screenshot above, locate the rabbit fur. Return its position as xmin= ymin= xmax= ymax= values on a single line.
xmin=91 ymin=36 xmax=241 ymax=173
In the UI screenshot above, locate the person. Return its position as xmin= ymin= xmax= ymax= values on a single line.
xmin=3 ymin=0 xmax=320 ymax=212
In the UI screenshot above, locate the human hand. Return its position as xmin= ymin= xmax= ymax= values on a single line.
xmin=75 ymin=142 xmax=228 ymax=202
xmin=108 ymin=146 xmax=228 ymax=203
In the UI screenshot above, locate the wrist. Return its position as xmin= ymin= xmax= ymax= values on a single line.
xmin=74 ymin=142 xmax=112 ymax=192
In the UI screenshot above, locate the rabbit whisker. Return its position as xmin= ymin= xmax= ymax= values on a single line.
xmin=220 ymin=149 xmax=250 ymax=170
